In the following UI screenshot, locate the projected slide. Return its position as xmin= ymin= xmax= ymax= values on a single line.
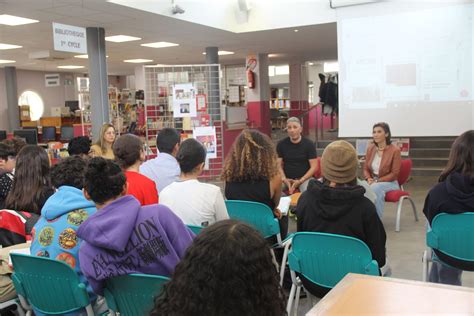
xmin=338 ymin=3 xmax=473 ymax=137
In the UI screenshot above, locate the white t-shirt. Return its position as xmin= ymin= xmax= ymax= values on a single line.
xmin=159 ymin=179 xmax=229 ymax=227
xmin=371 ymin=152 xmax=382 ymax=176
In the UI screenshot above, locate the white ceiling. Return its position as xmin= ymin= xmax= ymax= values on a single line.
xmin=0 ymin=0 xmax=338 ymax=75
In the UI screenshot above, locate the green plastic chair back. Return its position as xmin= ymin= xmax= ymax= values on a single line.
xmin=427 ymin=212 xmax=474 ymax=262
xmin=11 ymin=253 xmax=91 ymax=315
xmin=225 ymin=200 xmax=280 ymax=239
xmin=104 ymin=274 xmax=170 ymax=316
xmin=187 ymin=224 xmax=204 ymax=235
xmin=288 ymin=232 xmax=379 ymax=289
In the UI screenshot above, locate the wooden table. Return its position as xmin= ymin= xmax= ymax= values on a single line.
xmin=307 ymin=273 xmax=474 ymax=315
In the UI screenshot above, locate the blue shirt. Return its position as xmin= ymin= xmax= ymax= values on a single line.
xmin=140 ymin=152 xmax=180 ymax=193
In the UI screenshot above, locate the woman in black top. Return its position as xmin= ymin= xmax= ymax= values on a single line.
xmin=223 ymin=130 xmax=286 ymax=237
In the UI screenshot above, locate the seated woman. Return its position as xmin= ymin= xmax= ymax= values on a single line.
xmin=277 ymin=117 xmax=318 ymax=194
xmin=90 ymin=123 xmax=115 ymax=159
xmin=423 ymin=130 xmax=474 ymax=286
xmin=30 ymin=156 xmax=106 ymax=315
xmin=297 ymin=140 xmax=386 ymax=297
xmin=150 ymin=220 xmax=286 ymax=316
xmin=160 ymin=139 xmax=229 ymax=227
xmin=77 ymin=158 xmax=194 ymax=296
xmin=223 ymin=129 xmax=287 ymax=238
xmin=113 ymin=134 xmax=158 ymax=205
xmin=363 ymin=122 xmax=401 ymax=218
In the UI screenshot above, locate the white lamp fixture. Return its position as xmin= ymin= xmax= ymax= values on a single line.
xmin=0 ymin=60 xmax=16 ymax=64
xmin=105 ymin=35 xmax=141 ymax=43
xmin=141 ymin=42 xmax=179 ymax=48
xmin=0 ymin=43 xmax=22 ymax=50
xmin=202 ymin=51 xmax=235 ymax=56
xmin=58 ymin=65 xmax=85 ymax=69
xmin=0 ymin=14 xmax=39 ymax=26
xmin=74 ymin=55 xmax=109 ymax=59
xmin=124 ymin=59 xmax=153 ymax=63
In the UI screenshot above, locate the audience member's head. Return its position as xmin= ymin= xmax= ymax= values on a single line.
xmin=286 ymin=116 xmax=302 ymax=141
xmin=84 ymin=157 xmax=126 ymax=206
xmin=176 ymin=138 xmax=206 ymax=175
xmin=5 ymin=145 xmax=51 ymax=213
xmin=2 ymin=137 xmax=27 ymax=156
xmin=156 ymin=128 xmax=180 ymax=156
xmin=51 ymin=156 xmax=87 ymax=189
xmin=150 ymin=220 xmax=285 ymax=316
xmin=0 ymin=143 xmax=16 ymax=173
xmin=372 ymin=122 xmax=392 ymax=146
xmin=222 ymin=129 xmax=278 ymax=182
xmin=113 ymin=134 xmax=144 ymax=169
xmin=321 ymin=140 xmax=358 ymax=186
xmin=439 ymin=130 xmax=474 ymax=182
xmin=96 ymin=123 xmax=116 ymax=151
xmin=67 ymin=136 xmax=91 ymax=158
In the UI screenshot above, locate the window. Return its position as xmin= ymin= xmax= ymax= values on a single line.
xmin=18 ymin=90 xmax=44 ymax=121
xmin=275 ymin=65 xmax=289 ymax=75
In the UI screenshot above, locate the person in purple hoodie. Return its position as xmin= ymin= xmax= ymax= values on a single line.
xmin=77 ymin=157 xmax=194 ymax=296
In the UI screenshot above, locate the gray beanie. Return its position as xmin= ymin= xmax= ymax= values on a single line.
xmin=321 ymin=140 xmax=358 ymax=183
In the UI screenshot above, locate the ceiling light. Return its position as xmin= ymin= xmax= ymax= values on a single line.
xmin=202 ymin=51 xmax=235 ymax=56
xmin=58 ymin=65 xmax=85 ymax=69
xmin=0 ymin=43 xmax=22 ymax=50
xmin=74 ymin=55 xmax=109 ymax=59
xmin=308 ymin=62 xmax=314 ymax=66
xmin=268 ymin=54 xmax=278 ymax=58
xmin=0 ymin=60 xmax=16 ymax=64
xmin=141 ymin=42 xmax=179 ymax=48
xmin=124 ymin=59 xmax=153 ymax=63
xmin=294 ymin=29 xmax=299 ymax=32
xmin=105 ymin=35 xmax=141 ymax=43
xmin=0 ymin=14 xmax=39 ymax=26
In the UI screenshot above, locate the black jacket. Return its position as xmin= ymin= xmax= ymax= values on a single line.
xmin=296 ymin=180 xmax=386 ymax=267
xmin=423 ymin=172 xmax=474 ymax=270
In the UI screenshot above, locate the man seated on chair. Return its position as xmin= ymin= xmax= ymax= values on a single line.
xmin=78 ymin=157 xmax=194 ymax=296
xmin=296 ymin=140 xmax=386 ymax=297
xmin=30 ymin=156 xmax=107 ymax=315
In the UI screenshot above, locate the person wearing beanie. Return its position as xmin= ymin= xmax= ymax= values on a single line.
xmin=295 ymin=140 xmax=386 ymax=298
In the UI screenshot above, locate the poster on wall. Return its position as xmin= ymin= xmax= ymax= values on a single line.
xmin=173 ymin=83 xmax=197 ymax=118
xmin=196 ymin=94 xmax=207 ymax=112
xmin=193 ymin=126 xmax=217 ymax=159
xmin=392 ymin=138 xmax=410 ymax=157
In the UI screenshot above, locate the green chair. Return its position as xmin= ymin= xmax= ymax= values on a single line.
xmin=11 ymin=253 xmax=93 ymax=316
xmin=422 ymin=212 xmax=474 ymax=281
xmin=285 ymin=232 xmax=379 ymax=315
xmin=187 ymin=224 xmax=204 ymax=235
xmin=225 ymin=200 xmax=281 ymax=243
xmin=104 ymin=273 xmax=170 ymax=316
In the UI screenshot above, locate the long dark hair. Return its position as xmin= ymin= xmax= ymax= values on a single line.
xmin=5 ymin=145 xmax=51 ymax=213
xmin=439 ymin=130 xmax=474 ymax=182
xmin=373 ymin=122 xmax=392 ymax=145
xmin=150 ymin=220 xmax=286 ymax=316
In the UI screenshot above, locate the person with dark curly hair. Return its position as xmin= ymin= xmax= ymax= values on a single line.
xmin=160 ymin=139 xmax=228 ymax=227
xmin=223 ymin=129 xmax=287 ymax=237
xmin=30 ymin=156 xmax=106 ymax=315
xmin=67 ymin=136 xmax=91 ymax=158
xmin=150 ymin=220 xmax=286 ymax=316
xmin=77 ymin=157 xmax=194 ymax=296
xmin=0 ymin=138 xmax=26 ymax=209
xmin=113 ymin=134 xmax=158 ymax=205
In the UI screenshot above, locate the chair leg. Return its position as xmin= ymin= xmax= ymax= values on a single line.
xmin=406 ymin=196 xmax=419 ymax=221
xmin=280 ymin=241 xmax=292 ymax=286
xmin=395 ymin=198 xmax=404 ymax=232
xmin=14 ymin=302 xmax=25 ymax=316
xmin=422 ymin=249 xmax=432 ymax=282
xmin=286 ymin=283 xmax=296 ymax=315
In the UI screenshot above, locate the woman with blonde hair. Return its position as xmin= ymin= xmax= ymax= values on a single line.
xmin=90 ymin=123 xmax=116 ymax=159
xmin=223 ymin=129 xmax=287 ymax=237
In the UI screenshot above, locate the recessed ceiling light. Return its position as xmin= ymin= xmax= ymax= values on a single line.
xmin=105 ymin=35 xmax=141 ymax=43
xmin=74 ymin=55 xmax=109 ymax=59
xmin=58 ymin=65 xmax=85 ymax=69
xmin=202 ymin=51 xmax=235 ymax=56
xmin=0 ymin=14 xmax=39 ymax=26
xmin=0 ymin=60 xmax=16 ymax=64
xmin=0 ymin=43 xmax=22 ymax=50
xmin=294 ymin=29 xmax=299 ymax=32
xmin=141 ymin=42 xmax=179 ymax=48
xmin=124 ymin=59 xmax=153 ymax=63
xmin=308 ymin=62 xmax=314 ymax=66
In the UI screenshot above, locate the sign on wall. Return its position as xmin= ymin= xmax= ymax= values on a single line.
xmin=45 ymin=74 xmax=60 ymax=87
xmin=52 ymin=22 xmax=87 ymax=54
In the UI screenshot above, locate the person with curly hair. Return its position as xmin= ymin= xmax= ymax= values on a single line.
xmin=67 ymin=136 xmax=91 ymax=158
xmin=160 ymin=139 xmax=228 ymax=227
xmin=0 ymin=137 xmax=26 ymax=209
xmin=150 ymin=220 xmax=286 ymax=316
xmin=223 ymin=129 xmax=287 ymax=237
xmin=77 ymin=157 xmax=194 ymax=296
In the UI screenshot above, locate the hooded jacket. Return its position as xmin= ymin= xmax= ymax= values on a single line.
xmin=77 ymin=195 xmax=194 ymax=295
xmin=296 ymin=180 xmax=386 ymax=267
xmin=423 ymin=172 xmax=474 ymax=270
xmin=30 ymin=186 xmax=97 ymax=299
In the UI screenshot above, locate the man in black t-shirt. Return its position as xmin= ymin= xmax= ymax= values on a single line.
xmin=277 ymin=117 xmax=318 ymax=194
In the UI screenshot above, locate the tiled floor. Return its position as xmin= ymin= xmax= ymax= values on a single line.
xmin=290 ymin=175 xmax=474 ymax=315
